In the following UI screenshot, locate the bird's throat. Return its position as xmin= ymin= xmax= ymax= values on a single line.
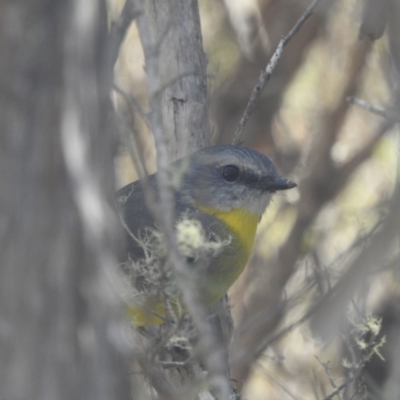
xmin=198 ymin=206 xmax=259 ymax=258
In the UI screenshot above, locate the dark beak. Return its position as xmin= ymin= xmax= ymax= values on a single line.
xmin=259 ymin=177 xmax=297 ymax=192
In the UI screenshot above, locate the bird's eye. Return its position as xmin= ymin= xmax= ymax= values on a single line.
xmin=221 ymin=165 xmax=240 ymax=182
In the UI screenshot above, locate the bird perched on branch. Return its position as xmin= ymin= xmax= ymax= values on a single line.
xmin=117 ymin=145 xmax=296 ymax=326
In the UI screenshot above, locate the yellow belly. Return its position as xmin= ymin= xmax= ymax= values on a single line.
xmin=197 ymin=206 xmax=259 ymax=304
xmin=128 ymin=207 xmax=259 ymax=327
xmin=205 ymin=207 xmax=259 ymax=260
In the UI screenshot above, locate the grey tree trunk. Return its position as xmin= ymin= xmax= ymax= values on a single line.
xmin=136 ymin=0 xmax=210 ymax=160
xmin=0 ymin=1 xmax=132 ymax=399
xmin=132 ymin=1 xmax=236 ymax=399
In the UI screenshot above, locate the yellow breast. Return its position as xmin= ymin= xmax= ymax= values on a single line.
xmin=199 ymin=206 xmax=259 ymax=258
xmin=196 ymin=206 xmax=260 ymax=304
xmin=128 ymin=207 xmax=260 ymax=327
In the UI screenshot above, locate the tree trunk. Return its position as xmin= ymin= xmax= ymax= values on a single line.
xmin=136 ymin=0 xmax=210 ymax=160
xmin=0 ymin=1 xmax=132 ymax=399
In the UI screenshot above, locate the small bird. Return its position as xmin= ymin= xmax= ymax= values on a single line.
xmin=117 ymin=145 xmax=296 ymax=326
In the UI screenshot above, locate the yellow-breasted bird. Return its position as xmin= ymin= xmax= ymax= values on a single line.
xmin=117 ymin=145 xmax=296 ymax=326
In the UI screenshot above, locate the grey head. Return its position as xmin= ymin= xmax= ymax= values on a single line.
xmin=178 ymin=145 xmax=296 ymax=216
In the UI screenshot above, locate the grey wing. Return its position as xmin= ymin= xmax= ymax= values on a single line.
xmin=117 ymin=178 xmax=157 ymax=262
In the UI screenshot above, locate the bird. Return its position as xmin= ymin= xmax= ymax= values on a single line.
xmin=117 ymin=145 xmax=296 ymax=326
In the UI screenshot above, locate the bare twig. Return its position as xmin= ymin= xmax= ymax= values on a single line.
xmin=322 ymin=374 xmax=359 ymax=400
xmin=315 ymin=357 xmax=337 ymax=390
xmin=347 ymin=96 xmax=400 ymax=122
xmin=113 ymin=84 xmax=158 ymax=220
xmin=233 ymin=0 xmax=325 ymax=144
xmin=108 ymin=0 xmax=140 ymax=70
xmin=113 ymin=83 xmax=150 ymax=122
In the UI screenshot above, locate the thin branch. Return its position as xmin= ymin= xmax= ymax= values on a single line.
xmin=233 ymin=0 xmax=325 ymax=144
xmin=322 ymin=374 xmax=359 ymax=400
xmin=113 ymin=84 xmax=158 ymax=217
xmin=113 ymin=83 xmax=150 ymax=122
xmin=108 ymin=0 xmax=140 ymax=69
xmin=315 ymin=357 xmax=338 ymax=390
xmin=347 ymin=96 xmax=400 ymax=122
xmin=158 ymin=360 xmax=190 ymax=368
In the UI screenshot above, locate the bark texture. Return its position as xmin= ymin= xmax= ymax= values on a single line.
xmin=136 ymin=0 xmax=210 ymax=160
xmin=0 ymin=1 xmax=132 ymax=399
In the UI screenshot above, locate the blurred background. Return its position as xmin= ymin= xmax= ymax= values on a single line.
xmin=109 ymin=0 xmax=400 ymax=398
